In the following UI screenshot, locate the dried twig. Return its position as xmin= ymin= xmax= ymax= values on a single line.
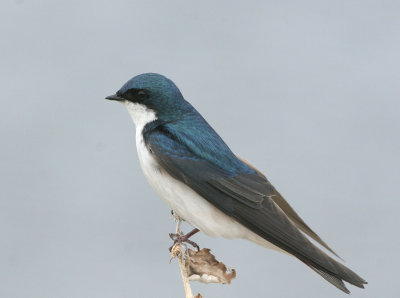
xmin=171 ymin=243 xmax=195 ymax=298
xmin=170 ymin=218 xmax=196 ymax=298
xmin=170 ymin=217 xmax=236 ymax=297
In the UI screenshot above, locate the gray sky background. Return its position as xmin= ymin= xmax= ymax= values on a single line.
xmin=1 ymin=1 xmax=399 ymax=297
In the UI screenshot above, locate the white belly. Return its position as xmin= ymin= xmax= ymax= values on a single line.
xmin=136 ymin=132 xmax=284 ymax=252
xmin=136 ymin=132 xmax=239 ymax=238
xmin=123 ymin=100 xmax=284 ymax=252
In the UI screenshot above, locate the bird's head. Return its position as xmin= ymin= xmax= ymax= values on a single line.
xmin=106 ymin=73 xmax=188 ymax=125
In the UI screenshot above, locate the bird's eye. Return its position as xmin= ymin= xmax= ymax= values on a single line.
xmin=137 ymin=90 xmax=148 ymax=100
xmin=122 ymin=89 xmax=149 ymax=102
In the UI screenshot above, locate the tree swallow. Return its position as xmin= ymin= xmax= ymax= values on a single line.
xmin=106 ymin=73 xmax=367 ymax=293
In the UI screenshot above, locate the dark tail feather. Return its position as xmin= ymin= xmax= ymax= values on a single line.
xmin=305 ymin=253 xmax=367 ymax=294
xmin=308 ymin=265 xmax=350 ymax=294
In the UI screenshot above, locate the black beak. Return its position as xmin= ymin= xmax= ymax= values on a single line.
xmin=105 ymin=94 xmax=124 ymax=101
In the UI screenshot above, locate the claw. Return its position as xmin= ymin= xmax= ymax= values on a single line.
xmin=169 ymin=228 xmax=200 ymax=251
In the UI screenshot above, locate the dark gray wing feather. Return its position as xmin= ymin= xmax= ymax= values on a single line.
xmin=237 ymin=156 xmax=342 ymax=259
xmin=146 ymin=129 xmax=367 ymax=293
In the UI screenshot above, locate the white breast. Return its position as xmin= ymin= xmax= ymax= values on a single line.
xmin=124 ymin=101 xmax=284 ymax=252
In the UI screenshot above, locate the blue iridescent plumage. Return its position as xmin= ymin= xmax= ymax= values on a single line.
xmin=143 ymin=110 xmax=255 ymax=176
xmin=123 ymin=73 xmax=254 ymax=175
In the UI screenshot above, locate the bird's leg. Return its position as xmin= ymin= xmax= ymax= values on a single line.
xmin=169 ymin=228 xmax=200 ymax=251
xmin=169 ymin=210 xmax=200 ymax=251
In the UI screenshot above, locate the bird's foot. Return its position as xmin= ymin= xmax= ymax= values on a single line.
xmin=169 ymin=228 xmax=200 ymax=251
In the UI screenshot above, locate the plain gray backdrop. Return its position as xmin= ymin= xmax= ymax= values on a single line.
xmin=1 ymin=1 xmax=399 ymax=297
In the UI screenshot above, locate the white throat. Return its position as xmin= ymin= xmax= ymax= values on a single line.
xmin=124 ymin=101 xmax=157 ymax=133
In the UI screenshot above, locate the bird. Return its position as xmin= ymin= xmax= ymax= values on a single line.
xmin=106 ymin=73 xmax=367 ymax=294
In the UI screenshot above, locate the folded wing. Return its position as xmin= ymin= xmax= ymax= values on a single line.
xmin=145 ymin=126 xmax=366 ymax=293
